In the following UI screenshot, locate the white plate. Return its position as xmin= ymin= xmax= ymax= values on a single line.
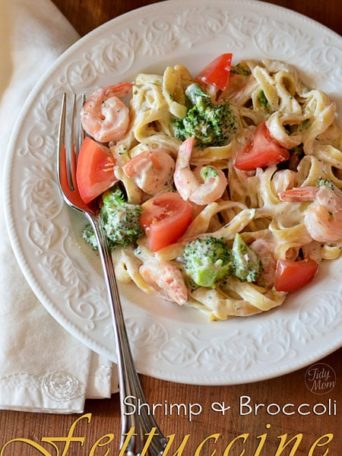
xmin=4 ymin=0 xmax=342 ymax=385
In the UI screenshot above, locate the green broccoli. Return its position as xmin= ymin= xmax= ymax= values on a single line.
xmin=173 ymin=83 xmax=237 ymax=147
xmin=232 ymin=234 xmax=262 ymax=283
xmin=82 ymin=187 xmax=143 ymax=250
xmin=82 ymin=223 xmax=99 ymax=251
xmin=317 ymin=178 xmax=334 ymax=190
xmin=82 ymin=223 xmax=115 ymax=251
xmin=100 ymin=188 xmax=143 ymax=247
xmin=182 ymin=237 xmax=233 ymax=287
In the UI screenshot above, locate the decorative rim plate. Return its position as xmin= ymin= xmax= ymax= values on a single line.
xmin=4 ymin=0 xmax=342 ymax=385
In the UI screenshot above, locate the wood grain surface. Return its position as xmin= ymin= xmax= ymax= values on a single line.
xmin=1 ymin=1 xmax=341 ymax=455
xmin=52 ymin=0 xmax=342 ymax=36
xmin=1 ymin=350 xmax=340 ymax=454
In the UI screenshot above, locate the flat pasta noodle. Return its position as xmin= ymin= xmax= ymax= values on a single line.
xmin=266 ymin=112 xmax=303 ymax=149
xmin=303 ymin=103 xmax=336 ymax=154
xmin=155 ymin=243 xmax=184 ymax=262
xmin=223 ymin=278 xmax=286 ymax=312
xmin=190 ymin=143 xmax=235 ymax=165
xmin=313 ymin=144 xmax=342 ymax=170
xmin=162 ymin=65 xmax=190 ymax=119
xmin=320 ymin=243 xmax=342 ymax=260
xmin=270 ymin=220 xmax=313 ymax=260
xmin=297 ymin=155 xmax=322 ymax=187
xmin=324 ymin=166 xmax=342 ymax=190
xmin=190 ymin=288 xmax=263 ymax=319
xmin=114 ymin=249 xmax=154 ymax=294
xmin=274 ymin=70 xmax=302 ymax=114
xmin=252 ymin=65 xmax=279 ymax=111
xmin=184 ymin=200 xmax=246 ymax=238
xmin=203 ymin=208 xmax=256 ymax=241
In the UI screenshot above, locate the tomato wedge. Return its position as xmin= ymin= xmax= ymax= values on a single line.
xmin=76 ymin=137 xmax=117 ymax=204
xmin=140 ymin=192 xmax=193 ymax=252
xmin=195 ymin=53 xmax=233 ymax=91
xmin=274 ymin=259 xmax=318 ymax=293
xmin=235 ymin=122 xmax=289 ymax=171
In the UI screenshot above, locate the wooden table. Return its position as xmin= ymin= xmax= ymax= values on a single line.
xmin=1 ymin=1 xmax=341 ymax=454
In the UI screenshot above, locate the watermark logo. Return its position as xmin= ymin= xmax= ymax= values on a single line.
xmin=305 ymin=363 xmax=336 ymax=395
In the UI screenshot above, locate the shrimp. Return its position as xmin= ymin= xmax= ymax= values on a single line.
xmin=174 ymin=137 xmax=227 ymax=205
xmin=250 ymin=238 xmax=276 ymax=288
xmin=278 ymin=186 xmax=319 ymax=203
xmin=139 ymin=261 xmax=188 ymax=305
xmin=122 ymin=149 xmax=175 ymax=195
xmin=80 ymin=83 xmax=132 ymax=143
xmin=279 ymin=185 xmax=342 ymax=242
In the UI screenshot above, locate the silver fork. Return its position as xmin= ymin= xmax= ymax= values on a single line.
xmin=57 ymin=93 xmax=167 ymax=455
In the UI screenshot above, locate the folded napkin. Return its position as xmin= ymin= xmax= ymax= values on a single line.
xmin=0 ymin=0 xmax=117 ymax=413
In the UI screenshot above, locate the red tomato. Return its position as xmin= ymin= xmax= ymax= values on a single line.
xmin=195 ymin=53 xmax=233 ymax=91
xmin=234 ymin=122 xmax=289 ymax=171
xmin=76 ymin=137 xmax=117 ymax=204
xmin=274 ymin=259 xmax=318 ymax=293
xmin=140 ymin=193 xmax=193 ymax=252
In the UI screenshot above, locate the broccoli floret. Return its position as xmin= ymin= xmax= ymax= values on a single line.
xmin=82 ymin=223 xmax=115 ymax=251
xmin=101 ymin=187 xmax=125 ymax=206
xmin=82 ymin=187 xmax=143 ymax=250
xmin=100 ymin=188 xmax=143 ymax=247
xmin=232 ymin=234 xmax=262 ymax=283
xmin=82 ymin=223 xmax=99 ymax=251
xmin=182 ymin=237 xmax=233 ymax=287
xmin=173 ymin=83 xmax=237 ymax=147
xmin=317 ymin=178 xmax=334 ymax=190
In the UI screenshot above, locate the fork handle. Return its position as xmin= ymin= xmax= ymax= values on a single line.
xmin=87 ymin=215 xmax=167 ymax=456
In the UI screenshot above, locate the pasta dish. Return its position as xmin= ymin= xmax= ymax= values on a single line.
xmin=76 ymin=54 xmax=342 ymax=320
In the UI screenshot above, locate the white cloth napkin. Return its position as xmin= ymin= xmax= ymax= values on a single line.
xmin=0 ymin=0 xmax=117 ymax=413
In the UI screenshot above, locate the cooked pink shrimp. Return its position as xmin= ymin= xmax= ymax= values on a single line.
xmin=174 ymin=137 xmax=227 ymax=205
xmin=80 ymin=82 xmax=132 ymax=143
xmin=279 ymin=185 xmax=342 ymax=242
xmin=122 ymin=149 xmax=175 ymax=195
xmin=278 ymin=186 xmax=319 ymax=203
xmin=140 ymin=261 xmax=188 ymax=305
xmin=250 ymin=238 xmax=276 ymax=288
